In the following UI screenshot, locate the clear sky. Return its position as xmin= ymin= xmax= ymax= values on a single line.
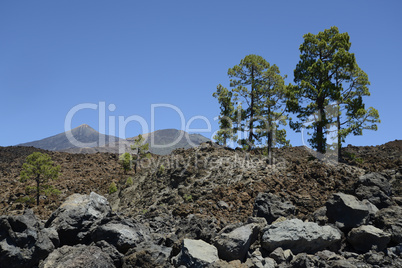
xmin=1 ymin=0 xmax=401 ymax=147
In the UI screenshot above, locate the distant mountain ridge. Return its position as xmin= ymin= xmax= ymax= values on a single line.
xmin=19 ymin=125 xmax=210 ymax=155
xmin=19 ymin=124 xmax=119 ymax=151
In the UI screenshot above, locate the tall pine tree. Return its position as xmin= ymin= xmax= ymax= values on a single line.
xmin=288 ymin=26 xmax=379 ymax=158
xmin=213 ymin=84 xmax=237 ymax=146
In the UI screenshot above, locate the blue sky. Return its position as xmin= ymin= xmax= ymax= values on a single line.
xmin=1 ymin=0 xmax=401 ymax=147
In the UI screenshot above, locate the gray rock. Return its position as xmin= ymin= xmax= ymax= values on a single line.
xmin=355 ymin=186 xmax=392 ymax=209
xmin=355 ymin=173 xmax=393 ymax=209
xmin=123 ymin=241 xmax=172 ymax=268
xmin=375 ymin=206 xmax=402 ymax=244
xmin=93 ymin=240 xmax=124 ymax=268
xmin=245 ymin=250 xmax=276 ymax=268
xmin=326 ymin=193 xmax=377 ymax=231
xmin=348 ymin=225 xmax=391 ymax=252
xmin=253 ymin=192 xmax=296 ymax=224
xmin=213 ymin=223 xmax=259 ymax=261
xmin=312 ymin=206 xmax=328 ymax=225
xmin=269 ymin=247 xmax=293 ymax=264
xmin=290 ymin=253 xmax=320 ymax=267
xmin=328 ymin=259 xmax=357 ymax=268
xmin=173 ymin=239 xmax=219 ymax=267
xmin=39 ymin=244 xmax=115 ymax=268
xmin=0 ymin=209 xmax=58 ymax=268
xmin=358 ymin=173 xmax=391 ymax=195
xmin=91 ymin=218 xmax=150 ymax=254
xmin=261 ymin=219 xmax=341 ymax=254
xmin=45 ymin=192 xmax=112 ymax=245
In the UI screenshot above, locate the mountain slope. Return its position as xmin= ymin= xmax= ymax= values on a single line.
xmin=129 ymin=129 xmax=210 ymax=155
xmin=65 ymin=128 xmax=210 ymax=155
xmin=19 ymin=124 xmax=119 ymax=151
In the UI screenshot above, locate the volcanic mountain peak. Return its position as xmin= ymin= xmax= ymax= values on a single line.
xmin=19 ymin=124 xmax=118 ymax=151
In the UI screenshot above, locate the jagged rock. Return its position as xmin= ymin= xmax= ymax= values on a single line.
xmin=93 ymin=240 xmax=124 ymax=268
xmin=355 ymin=173 xmax=393 ymax=209
xmin=358 ymin=173 xmax=392 ymax=195
xmin=326 ymin=193 xmax=377 ymax=231
xmin=39 ymin=244 xmax=115 ymax=268
xmin=175 ymin=214 xmax=219 ymax=244
xmin=261 ymin=219 xmax=341 ymax=254
xmin=268 ymin=247 xmax=294 ymax=264
xmin=315 ymin=250 xmax=343 ymax=261
xmin=312 ymin=206 xmax=328 ymax=225
xmin=91 ymin=217 xmax=150 ymax=254
xmin=348 ymin=225 xmax=391 ymax=252
xmin=45 ymin=192 xmax=112 ymax=245
xmin=245 ymin=249 xmax=276 ymax=268
xmin=207 ymin=259 xmax=248 ymax=267
xmin=328 ymin=259 xmax=357 ymax=268
xmin=213 ymin=223 xmax=259 ymax=261
xmin=172 ymin=239 xmax=219 ymax=267
xmin=290 ymin=253 xmax=321 ymax=267
xmin=123 ymin=241 xmax=172 ymax=268
xmin=253 ymin=192 xmax=296 ymax=224
xmin=375 ymin=206 xmax=402 ymax=244
xmin=0 ymin=209 xmax=58 ymax=268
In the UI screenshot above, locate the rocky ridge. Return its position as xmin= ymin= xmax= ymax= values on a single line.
xmin=0 ymin=140 xmax=401 ymax=267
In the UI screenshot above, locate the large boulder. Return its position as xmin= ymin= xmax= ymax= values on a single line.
xmin=253 ymin=192 xmax=296 ymax=224
xmin=374 ymin=206 xmax=402 ymax=244
xmin=326 ymin=193 xmax=377 ymax=231
xmin=45 ymin=192 xmax=112 ymax=245
xmin=0 ymin=209 xmax=58 ymax=268
xmin=261 ymin=219 xmax=341 ymax=254
xmin=213 ymin=223 xmax=259 ymax=261
xmin=91 ymin=217 xmax=150 ymax=254
xmin=39 ymin=244 xmax=115 ymax=268
xmin=172 ymin=239 xmax=219 ymax=267
xmin=355 ymin=173 xmax=392 ymax=209
xmin=347 ymin=225 xmax=391 ymax=252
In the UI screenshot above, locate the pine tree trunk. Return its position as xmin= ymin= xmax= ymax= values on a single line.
xmin=248 ymin=66 xmax=255 ymax=151
xmin=317 ymin=98 xmax=325 ymax=154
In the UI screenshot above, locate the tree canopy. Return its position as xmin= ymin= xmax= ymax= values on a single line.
xmin=214 ymin=54 xmax=289 ymax=158
xmin=20 ymin=152 xmax=60 ymax=206
xmin=288 ymin=26 xmax=379 ymax=159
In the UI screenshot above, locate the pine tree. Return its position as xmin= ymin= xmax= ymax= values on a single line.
xmin=289 ymin=26 xmax=379 ymax=158
xmin=214 ymin=54 xmax=289 ymax=157
xmin=131 ymin=134 xmax=150 ymax=173
xmin=20 ymin=152 xmax=60 ymax=206
xmin=119 ymin=152 xmax=132 ymax=174
xmin=334 ymin=64 xmax=380 ymax=161
xmin=212 ymin=84 xmax=236 ymax=146
xmin=228 ymin=54 xmax=271 ymax=150
xmin=257 ymin=64 xmax=290 ymax=164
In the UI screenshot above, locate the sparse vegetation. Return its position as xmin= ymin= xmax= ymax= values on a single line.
xmin=183 ymin=194 xmax=193 ymax=202
xmin=126 ymin=177 xmax=133 ymax=186
xmin=119 ymin=152 xmax=132 ymax=174
xmin=20 ymin=152 xmax=60 ymax=206
xmin=109 ymin=182 xmax=117 ymax=194
xmin=157 ymin=164 xmax=165 ymax=175
xmin=131 ymin=134 xmax=151 ymax=173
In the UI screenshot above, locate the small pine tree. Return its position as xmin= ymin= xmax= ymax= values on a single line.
xmin=126 ymin=177 xmax=133 ymax=186
xmin=109 ymin=182 xmax=117 ymax=194
xmin=213 ymin=84 xmax=237 ymax=146
xmin=131 ymin=134 xmax=151 ymax=173
xmin=20 ymin=152 xmax=60 ymax=206
xmin=119 ymin=152 xmax=132 ymax=174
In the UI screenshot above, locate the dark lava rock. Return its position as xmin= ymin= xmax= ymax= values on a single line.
xmin=0 ymin=209 xmax=58 ymax=268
